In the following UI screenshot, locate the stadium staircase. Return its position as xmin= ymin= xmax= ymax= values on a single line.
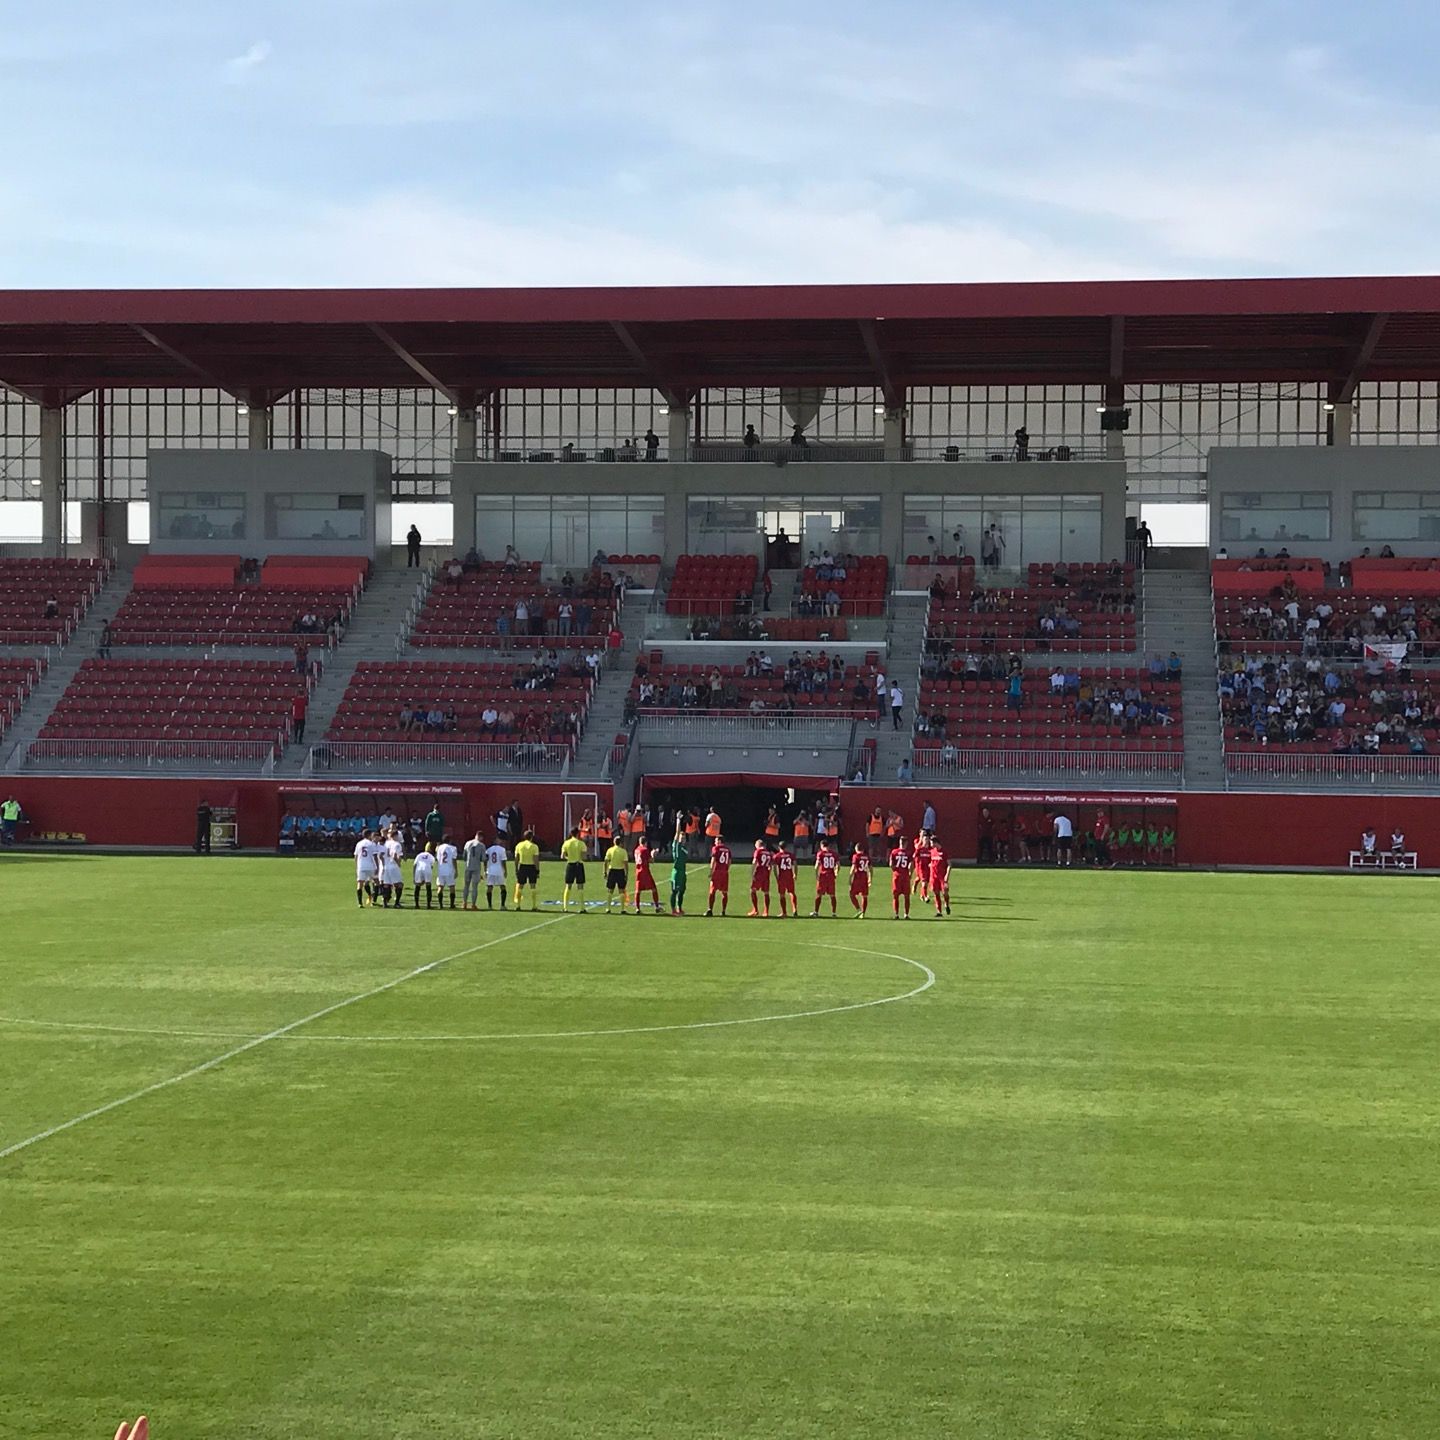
xmin=867 ymin=593 xmax=928 ymax=782
xmin=1 ymin=560 xmax=134 ymax=772
xmin=274 ymin=560 xmax=433 ymax=773
xmin=1141 ymin=567 xmax=1224 ymax=789
xmin=571 ymin=588 xmax=650 ymax=775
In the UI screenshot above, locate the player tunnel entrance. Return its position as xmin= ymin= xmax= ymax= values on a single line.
xmin=640 ymin=772 xmax=840 ymax=847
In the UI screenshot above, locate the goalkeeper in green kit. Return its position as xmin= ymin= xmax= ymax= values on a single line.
xmin=669 ymin=827 xmax=689 ymax=915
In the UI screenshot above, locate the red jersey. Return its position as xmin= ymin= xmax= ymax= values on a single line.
xmin=751 ymin=847 xmax=773 ymax=887
xmin=815 ymin=848 xmax=839 ymax=890
xmin=634 ymin=843 xmax=653 ymax=876
xmin=889 ymin=847 xmax=913 ymax=887
xmin=928 ymin=845 xmax=949 ymax=886
xmin=774 ymin=851 xmax=797 ymax=887
xmin=913 ymin=840 xmax=932 ymax=873
xmin=710 ymin=843 xmax=732 ymax=883
xmin=849 ymin=853 xmax=872 ymax=889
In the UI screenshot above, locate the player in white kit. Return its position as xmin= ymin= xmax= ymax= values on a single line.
xmin=484 ymin=838 xmax=509 ymax=910
xmin=435 ymin=836 xmax=459 ymax=909
xmin=461 ymin=831 xmax=485 ymax=910
xmin=380 ymin=827 xmax=406 ymax=908
xmin=412 ymin=845 xmax=437 ymax=909
xmin=353 ymin=829 xmax=381 ymax=907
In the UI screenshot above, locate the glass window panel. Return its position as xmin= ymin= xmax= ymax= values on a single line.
xmin=265 ymin=492 xmax=366 ymax=541
xmin=1060 ymin=494 xmax=1103 ymax=561
xmin=157 ymin=490 xmax=247 ymax=541
xmin=1217 ymin=491 xmax=1331 ymax=542
xmin=1353 ymin=491 xmax=1440 ymax=541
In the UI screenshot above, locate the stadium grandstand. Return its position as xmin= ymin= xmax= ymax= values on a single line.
xmin=4 ymin=276 xmax=1440 ymax=861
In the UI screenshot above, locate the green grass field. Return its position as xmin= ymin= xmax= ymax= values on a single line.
xmin=4 ymin=856 xmax=1439 ymax=1439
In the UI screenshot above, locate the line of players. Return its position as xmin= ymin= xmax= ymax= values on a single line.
xmin=597 ymin=825 xmax=952 ymax=919
xmin=354 ymin=819 xmax=954 ymax=919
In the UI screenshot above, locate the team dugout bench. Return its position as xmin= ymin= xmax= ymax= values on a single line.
xmin=1349 ymin=850 xmax=1418 ymax=870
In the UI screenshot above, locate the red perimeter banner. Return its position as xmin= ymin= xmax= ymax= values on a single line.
xmin=978 ymin=791 xmax=1179 ymax=807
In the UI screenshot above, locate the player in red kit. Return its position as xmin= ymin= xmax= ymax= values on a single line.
xmin=706 ymin=835 xmax=733 ymax=916
xmin=912 ymin=831 xmax=933 ymax=903
xmin=773 ymin=839 xmax=799 ymax=917
xmin=631 ymin=836 xmax=663 ymax=914
xmin=848 ymin=843 xmax=872 ymax=917
xmin=928 ymin=837 xmax=950 ymax=916
xmin=888 ymin=836 xmax=913 ymax=918
xmin=811 ymin=838 xmax=840 ymax=917
xmin=748 ymin=839 xmax=773 ymax=917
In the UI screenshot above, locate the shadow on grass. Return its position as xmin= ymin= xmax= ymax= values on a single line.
xmin=0 ymin=852 xmax=104 ymax=864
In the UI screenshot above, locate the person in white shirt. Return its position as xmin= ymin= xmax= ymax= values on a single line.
xmin=889 ymin=681 xmax=904 ymax=731
xmin=484 ymin=838 xmax=509 ymax=910
xmin=435 ymin=837 xmax=459 ymax=909
xmin=1359 ymin=828 xmax=1377 ymax=863
xmin=1391 ymin=828 xmax=1407 ymax=860
xmin=353 ymin=829 xmax=381 ymax=908
xmin=412 ymin=846 xmax=438 ymax=908
xmin=462 ymin=830 xmax=486 ymax=910
xmin=1052 ymin=811 xmax=1075 ymax=866
xmin=380 ymin=827 xmax=405 ymax=908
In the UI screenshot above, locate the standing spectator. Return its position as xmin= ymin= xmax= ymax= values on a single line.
xmin=1052 ymin=811 xmax=1074 ymax=866
xmin=406 ymin=523 xmax=422 ymax=567
xmin=0 ymin=795 xmax=20 ymax=846
xmin=425 ymin=801 xmax=445 ymax=848
xmin=976 ymin=806 xmax=996 ymax=865
xmin=889 ymin=681 xmax=904 ymax=730
xmin=922 ymin=798 xmax=937 ymax=833
xmin=743 ymin=423 xmax=759 ymax=457
xmin=762 ymin=570 xmax=772 ymax=611
xmin=644 ymin=427 xmax=660 ymax=461
xmin=98 ymin=619 xmax=113 ymax=659
xmin=290 ymin=692 xmax=307 ymax=745
xmin=195 ymin=800 xmax=212 ymax=855
xmin=1013 ymin=426 xmax=1029 ymax=461
xmin=1135 ymin=519 xmax=1153 ymax=568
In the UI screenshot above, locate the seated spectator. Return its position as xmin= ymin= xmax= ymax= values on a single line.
xmin=1167 ymin=651 xmax=1182 ymax=678
xmin=44 ymin=594 xmax=59 ymax=619
xmin=444 ymin=559 xmax=463 ymax=587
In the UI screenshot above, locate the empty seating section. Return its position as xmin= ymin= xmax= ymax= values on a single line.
xmin=327 ymin=661 xmax=593 ymax=748
xmin=0 ymin=558 xmax=109 ymax=642
xmin=632 ymin=654 xmax=869 ymax=713
xmin=412 ymin=563 xmax=615 ymax=648
xmin=39 ymin=660 xmax=305 ymax=751
xmin=666 ymin=555 xmax=757 ymax=615
xmin=925 ymin=561 xmax=1136 ymax=654
xmin=114 ymin=573 xmax=362 ymax=648
xmin=0 ymin=656 xmax=45 ymax=732
xmin=914 ymin=666 xmax=1183 ymax=759
xmin=798 ymin=555 xmax=888 ymax=616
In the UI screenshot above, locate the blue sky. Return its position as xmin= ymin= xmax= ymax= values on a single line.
xmin=2 ymin=0 xmax=1437 ymax=287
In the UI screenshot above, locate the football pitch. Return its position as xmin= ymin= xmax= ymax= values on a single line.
xmin=3 ymin=856 xmax=1438 ymax=1439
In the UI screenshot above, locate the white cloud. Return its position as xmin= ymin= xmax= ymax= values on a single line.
xmin=224 ymin=40 xmax=271 ymax=82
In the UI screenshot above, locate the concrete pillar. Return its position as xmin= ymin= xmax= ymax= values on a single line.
xmin=246 ymin=405 xmax=273 ymax=449
xmin=883 ymin=406 xmax=906 ymax=461
xmin=1328 ymin=403 xmax=1353 ymax=445
xmin=39 ymin=405 xmax=65 ymax=558
xmin=1104 ymin=428 xmax=1125 ymax=462
xmin=666 ymin=404 xmax=690 ymax=460
xmin=454 ymin=406 xmax=478 ymax=463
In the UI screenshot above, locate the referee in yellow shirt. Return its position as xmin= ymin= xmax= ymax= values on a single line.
xmin=560 ymin=827 xmax=589 ymax=913
xmin=513 ymin=829 xmax=541 ymax=911
xmin=602 ymin=837 xmax=629 ymax=913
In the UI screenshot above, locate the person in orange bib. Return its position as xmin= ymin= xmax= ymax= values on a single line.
xmin=704 ymin=807 xmax=722 ymax=841
xmin=867 ymin=807 xmax=885 ymax=862
xmin=792 ymin=809 xmax=812 ymax=861
xmin=684 ymin=808 xmax=701 ymax=857
xmin=764 ymin=806 xmax=781 ymax=842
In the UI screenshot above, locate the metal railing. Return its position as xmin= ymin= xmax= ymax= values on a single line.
xmin=1225 ymin=752 xmax=1440 ymax=785
xmin=25 ymin=736 xmax=283 ymax=768
xmin=635 ymin=708 xmax=866 ymax=737
xmin=909 ymin=443 xmax=1109 ymax=463
xmin=912 ymin=747 xmax=1184 ymax=778
xmin=308 ymin=740 xmax=572 ymax=773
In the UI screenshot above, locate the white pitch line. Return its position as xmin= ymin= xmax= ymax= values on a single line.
xmin=0 ymin=943 xmax=936 ymax=1046
xmin=0 ymin=915 xmax=566 ymax=1164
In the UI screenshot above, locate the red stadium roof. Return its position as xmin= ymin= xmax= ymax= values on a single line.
xmin=0 ymin=276 xmax=1437 ymax=406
